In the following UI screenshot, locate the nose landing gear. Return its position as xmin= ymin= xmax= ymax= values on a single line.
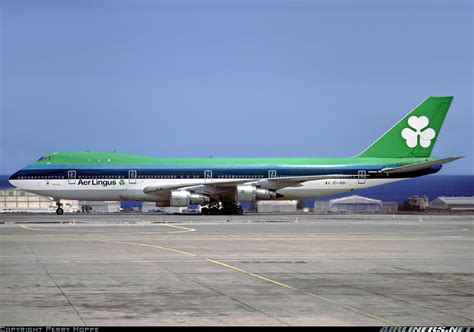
xmin=55 ymin=201 xmax=64 ymax=215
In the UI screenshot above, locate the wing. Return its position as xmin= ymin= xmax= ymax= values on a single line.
xmin=143 ymin=179 xmax=251 ymax=194
xmin=143 ymin=174 xmax=352 ymax=197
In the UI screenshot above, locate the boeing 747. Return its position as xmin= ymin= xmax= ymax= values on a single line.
xmin=9 ymin=96 xmax=461 ymax=215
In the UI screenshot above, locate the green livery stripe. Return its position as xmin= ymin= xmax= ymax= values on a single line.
xmin=33 ymin=151 xmax=435 ymax=167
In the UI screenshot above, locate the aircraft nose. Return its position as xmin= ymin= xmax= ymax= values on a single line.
xmin=8 ymin=170 xmax=22 ymax=188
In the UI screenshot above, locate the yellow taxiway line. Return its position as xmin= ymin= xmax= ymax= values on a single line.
xmin=19 ymin=222 xmax=398 ymax=326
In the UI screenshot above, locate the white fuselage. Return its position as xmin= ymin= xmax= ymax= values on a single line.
xmin=8 ymin=177 xmax=406 ymax=202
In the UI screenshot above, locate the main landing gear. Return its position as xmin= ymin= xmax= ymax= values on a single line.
xmin=55 ymin=201 xmax=64 ymax=215
xmin=201 ymin=202 xmax=243 ymax=215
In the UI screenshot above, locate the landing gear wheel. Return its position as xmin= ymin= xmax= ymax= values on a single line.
xmin=210 ymin=207 xmax=220 ymax=215
xmin=220 ymin=202 xmax=243 ymax=215
xmin=201 ymin=207 xmax=209 ymax=215
xmin=55 ymin=201 xmax=64 ymax=215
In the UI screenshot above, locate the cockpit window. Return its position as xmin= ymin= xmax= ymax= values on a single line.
xmin=37 ymin=156 xmax=51 ymax=162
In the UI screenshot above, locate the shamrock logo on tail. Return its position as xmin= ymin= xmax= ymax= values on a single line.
xmin=401 ymin=116 xmax=436 ymax=148
xmin=119 ymin=179 xmax=125 ymax=186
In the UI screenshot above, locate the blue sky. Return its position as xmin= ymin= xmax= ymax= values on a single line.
xmin=0 ymin=0 xmax=472 ymax=174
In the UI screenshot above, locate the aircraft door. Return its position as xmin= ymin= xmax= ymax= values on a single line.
xmin=358 ymin=170 xmax=366 ymax=184
xmin=68 ymin=170 xmax=76 ymax=184
xmin=204 ymin=170 xmax=212 ymax=183
xmin=268 ymin=170 xmax=277 ymax=178
xmin=129 ymin=170 xmax=137 ymax=184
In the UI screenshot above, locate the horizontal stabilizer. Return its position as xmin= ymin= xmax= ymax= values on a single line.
xmin=381 ymin=157 xmax=463 ymax=174
xmin=256 ymin=174 xmax=352 ymax=190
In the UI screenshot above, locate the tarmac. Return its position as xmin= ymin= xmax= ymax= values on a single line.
xmin=0 ymin=213 xmax=473 ymax=326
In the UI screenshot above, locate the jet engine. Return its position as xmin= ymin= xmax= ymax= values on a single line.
xmin=170 ymin=191 xmax=210 ymax=207
xmin=235 ymin=185 xmax=276 ymax=202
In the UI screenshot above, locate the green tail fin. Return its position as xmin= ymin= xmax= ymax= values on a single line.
xmin=357 ymin=96 xmax=453 ymax=158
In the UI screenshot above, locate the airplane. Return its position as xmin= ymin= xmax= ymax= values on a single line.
xmin=9 ymin=96 xmax=461 ymax=215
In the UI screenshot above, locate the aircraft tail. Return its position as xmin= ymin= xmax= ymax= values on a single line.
xmin=357 ymin=96 xmax=453 ymax=158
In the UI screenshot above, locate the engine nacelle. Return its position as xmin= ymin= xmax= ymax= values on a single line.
xmin=170 ymin=191 xmax=210 ymax=207
xmin=235 ymin=185 xmax=276 ymax=202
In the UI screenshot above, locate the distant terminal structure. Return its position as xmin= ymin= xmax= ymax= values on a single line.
xmin=256 ymin=200 xmax=298 ymax=213
xmin=1 ymin=176 xmax=77 ymax=213
xmin=402 ymin=195 xmax=430 ymax=211
xmin=330 ymin=195 xmax=383 ymax=213
xmin=142 ymin=202 xmax=190 ymax=214
xmin=0 ymin=187 xmax=54 ymax=212
xmin=80 ymin=201 xmax=121 ymax=213
xmin=430 ymin=196 xmax=474 ymax=211
xmin=314 ymin=195 xmax=398 ymax=214
xmin=0 ymin=188 xmax=79 ymax=213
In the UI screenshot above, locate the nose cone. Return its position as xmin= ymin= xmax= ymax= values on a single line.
xmin=8 ymin=170 xmax=22 ymax=188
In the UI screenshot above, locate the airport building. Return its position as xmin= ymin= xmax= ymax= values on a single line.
xmin=381 ymin=201 xmax=399 ymax=213
xmin=314 ymin=195 xmax=398 ymax=213
xmin=256 ymin=200 xmax=298 ymax=213
xmin=79 ymin=201 xmax=121 ymax=213
xmin=1 ymin=188 xmax=55 ymax=212
xmin=0 ymin=176 xmax=77 ymax=213
xmin=329 ymin=195 xmax=382 ymax=213
xmin=401 ymin=195 xmax=430 ymax=211
xmin=430 ymin=196 xmax=474 ymax=211
xmin=0 ymin=188 xmax=80 ymax=213
xmin=142 ymin=202 xmax=189 ymax=214
xmin=314 ymin=201 xmax=330 ymax=213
